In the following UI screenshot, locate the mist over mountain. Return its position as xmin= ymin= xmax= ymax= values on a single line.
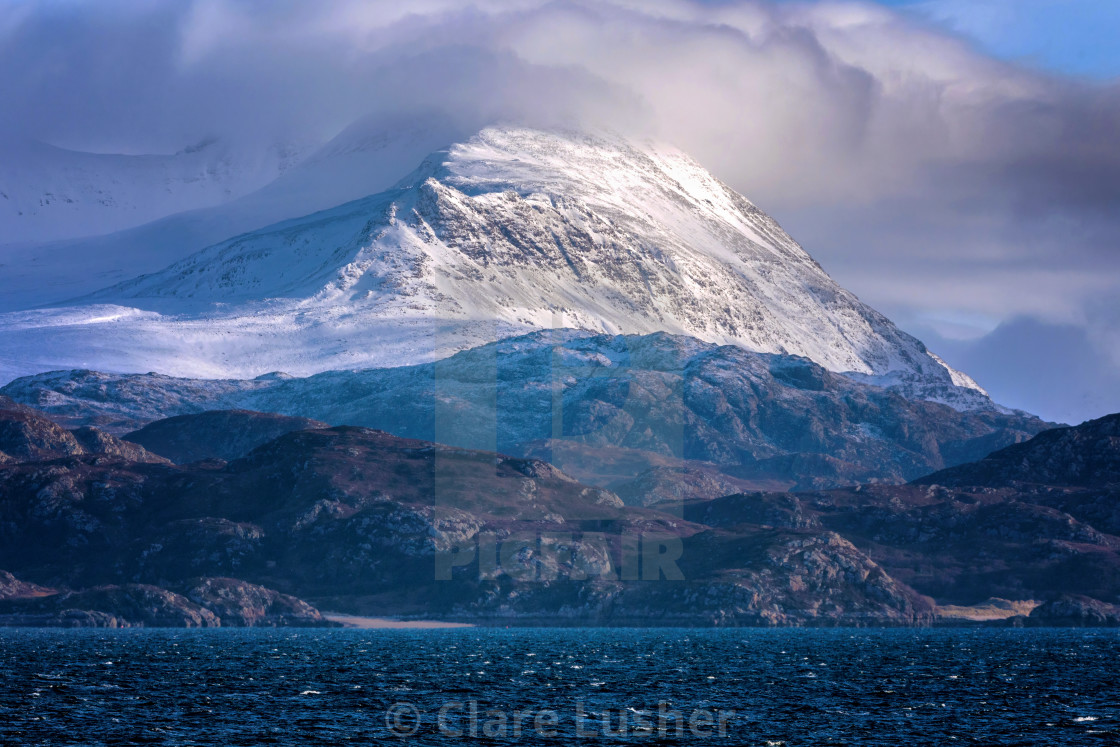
xmin=2 ymin=0 xmax=1118 ymax=421
xmin=0 ymin=127 xmax=993 ymax=418
xmin=0 ymin=113 xmax=475 ymax=314
xmin=913 ymin=317 xmax=1120 ymax=426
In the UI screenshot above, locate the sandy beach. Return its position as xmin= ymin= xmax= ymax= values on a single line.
xmin=323 ymin=614 xmax=474 ymax=629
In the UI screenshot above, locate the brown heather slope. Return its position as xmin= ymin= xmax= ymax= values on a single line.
xmin=2 ymin=404 xmax=1119 ymax=626
xmin=0 ymin=407 xmax=931 ymax=626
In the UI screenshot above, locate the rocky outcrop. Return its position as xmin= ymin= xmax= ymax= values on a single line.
xmin=1027 ymin=595 xmax=1120 ymax=627
xmin=125 ymin=410 xmax=328 ymax=464
xmin=0 ymin=405 xmax=932 ymax=626
xmin=70 ymin=426 xmax=167 ymax=463
xmin=0 ymin=570 xmax=55 ymax=600
xmin=179 ymin=577 xmax=331 ymax=627
xmin=0 ymin=584 xmax=219 ymax=628
xmin=0 ymin=575 xmax=332 ymax=628
xmin=0 ymin=399 xmax=167 ymax=464
xmin=0 ymin=398 xmax=1116 ymax=627
xmin=0 ymin=454 xmax=176 ymax=587
xmin=682 ymin=482 xmax=1120 ymax=614
xmin=607 ymin=530 xmax=935 ymax=627
xmin=0 ymin=401 xmax=85 ymax=462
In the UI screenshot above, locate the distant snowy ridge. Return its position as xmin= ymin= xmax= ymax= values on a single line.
xmin=0 ymin=114 xmax=477 ymax=314
xmin=0 ymin=137 xmax=310 ymax=244
xmin=0 ymin=127 xmax=991 ymax=410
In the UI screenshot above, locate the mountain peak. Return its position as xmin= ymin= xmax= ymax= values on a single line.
xmin=1 ymin=126 xmax=990 ymax=410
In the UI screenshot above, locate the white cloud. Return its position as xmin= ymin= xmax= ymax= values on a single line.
xmin=1 ymin=0 xmax=1117 ymax=416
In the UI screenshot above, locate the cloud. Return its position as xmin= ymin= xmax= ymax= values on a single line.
xmin=920 ymin=315 xmax=1120 ymax=426
xmin=1 ymin=0 xmax=1118 ymax=417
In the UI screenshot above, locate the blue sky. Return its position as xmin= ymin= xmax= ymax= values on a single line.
xmin=867 ymin=0 xmax=1120 ymax=79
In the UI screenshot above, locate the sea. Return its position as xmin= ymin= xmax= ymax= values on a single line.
xmin=0 ymin=628 xmax=1117 ymax=745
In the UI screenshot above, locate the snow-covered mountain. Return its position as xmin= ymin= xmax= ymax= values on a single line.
xmin=0 ymin=137 xmax=310 ymax=245
xmin=0 ymin=114 xmax=474 ymax=313
xmin=0 ymin=127 xmax=991 ymax=409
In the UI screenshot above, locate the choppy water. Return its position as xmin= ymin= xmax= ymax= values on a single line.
xmin=0 ymin=628 xmax=1117 ymax=745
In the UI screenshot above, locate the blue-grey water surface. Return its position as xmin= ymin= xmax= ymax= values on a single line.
xmin=1 ymin=628 xmax=1117 ymax=745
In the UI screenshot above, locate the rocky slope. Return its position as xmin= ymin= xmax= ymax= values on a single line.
xmin=677 ymin=414 xmax=1120 ymax=617
xmin=0 ymin=396 xmax=167 ymax=465
xmin=0 ymin=570 xmax=54 ymax=600
xmin=177 ymin=577 xmax=329 ymax=627
xmin=1026 ymin=596 xmax=1120 ymax=627
xmin=0 ymin=400 xmax=1115 ymax=626
xmin=0 ymin=404 xmax=931 ymax=626
xmin=0 ymin=575 xmax=331 ymax=628
xmin=688 ymin=484 xmax=1120 ymax=609
xmin=0 ymin=585 xmax=221 ymax=628
xmin=0 ymin=128 xmax=990 ymax=412
xmin=1 ymin=332 xmax=1047 ymax=490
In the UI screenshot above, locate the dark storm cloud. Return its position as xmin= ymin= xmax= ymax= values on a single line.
xmin=1 ymin=0 xmax=1118 ymax=417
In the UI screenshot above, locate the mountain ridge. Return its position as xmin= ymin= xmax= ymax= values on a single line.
xmin=0 ymin=127 xmax=993 ymax=413
xmin=1 ymin=331 xmax=1048 ymax=490
xmin=0 ymin=398 xmax=1115 ymax=627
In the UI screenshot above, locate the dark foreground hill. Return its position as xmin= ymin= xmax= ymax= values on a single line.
xmin=917 ymin=413 xmax=1120 ymax=489
xmin=0 ymin=403 xmax=1117 ymax=627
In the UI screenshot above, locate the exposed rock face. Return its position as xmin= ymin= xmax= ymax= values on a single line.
xmin=0 ymin=454 xmax=175 ymax=587
xmin=610 ymin=530 xmax=934 ymax=627
xmin=71 ymin=426 xmax=163 ymax=463
xmin=919 ymin=413 xmax=1120 ymax=489
xmin=0 ymin=398 xmax=167 ymax=464
xmin=179 ymin=577 xmax=329 ymax=627
xmin=0 ymin=570 xmax=54 ymax=600
xmin=0 ymin=572 xmax=331 ymax=628
xmin=1027 ymin=596 xmax=1120 ymax=627
xmin=0 ymin=585 xmax=219 ymax=628
xmin=1 ymin=332 xmax=1048 ymax=489
xmin=125 ymin=409 xmax=328 ymax=464
xmin=445 ymin=528 xmax=933 ymax=627
xmin=683 ymin=482 xmax=1120 ymax=609
xmin=138 ymin=518 xmax=267 ymax=579
xmin=671 ymin=414 xmax=1120 ymax=614
xmin=0 ymin=400 xmax=85 ymax=461
xmin=0 ymin=407 xmax=928 ymax=626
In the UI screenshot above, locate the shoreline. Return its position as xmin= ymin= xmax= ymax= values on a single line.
xmin=322 ymin=613 xmax=475 ymax=629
